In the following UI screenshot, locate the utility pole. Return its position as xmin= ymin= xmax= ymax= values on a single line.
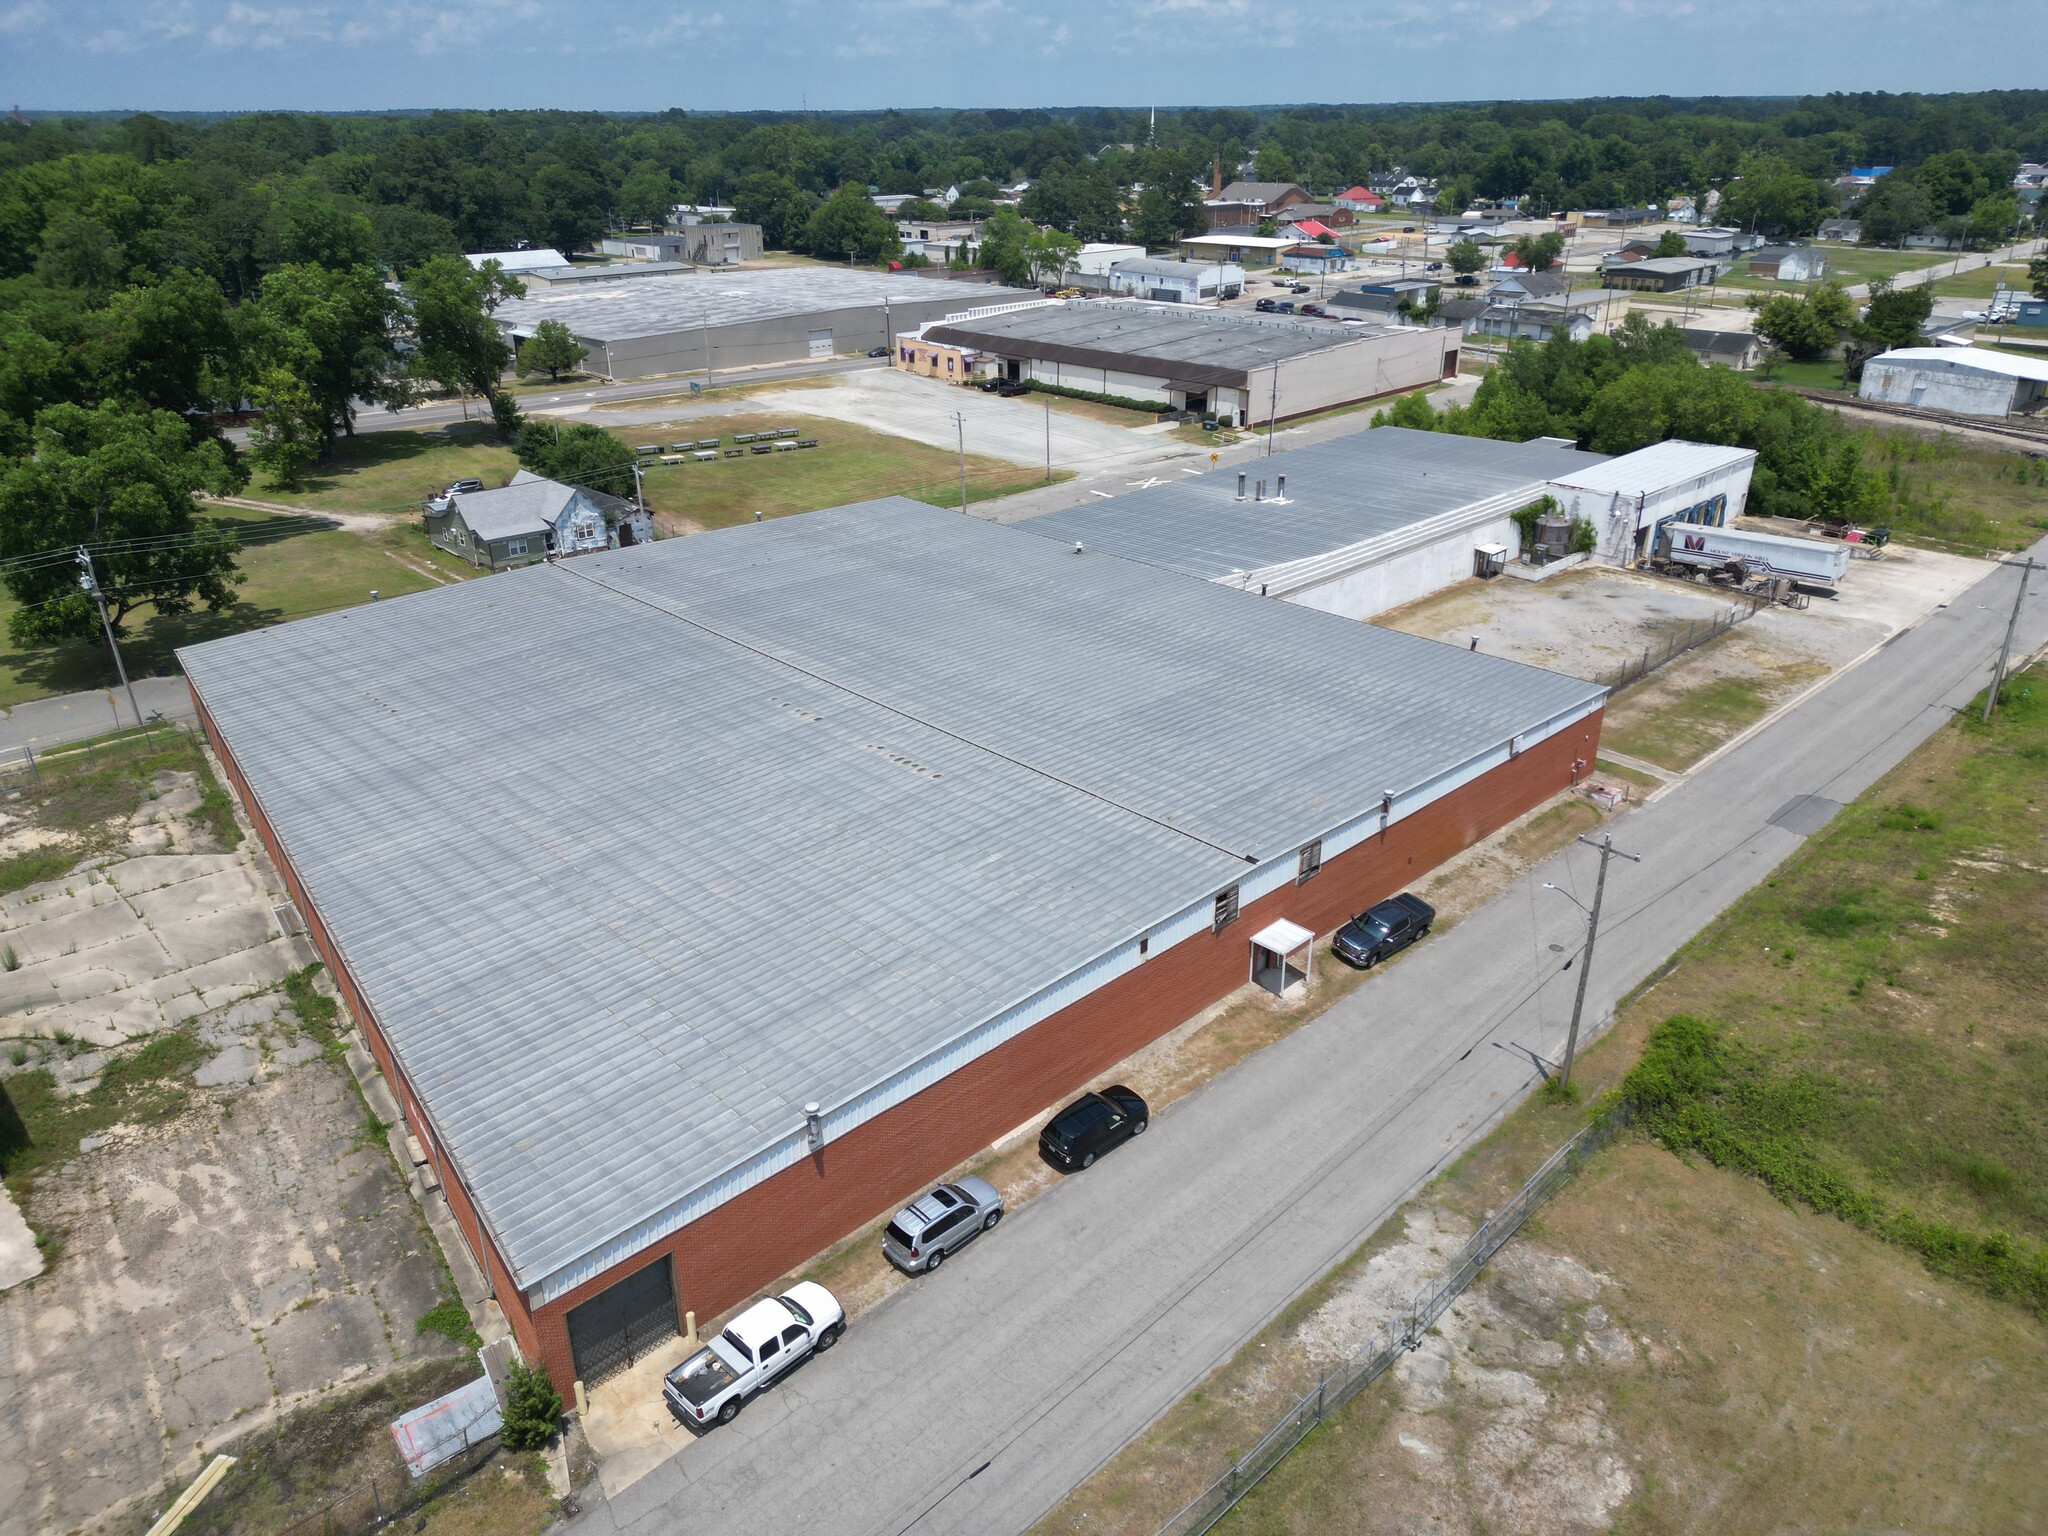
xmin=1265 ymin=367 xmax=1280 ymax=456
xmin=953 ymin=411 xmax=968 ymax=512
xmin=1552 ymin=833 xmax=1642 ymax=1088
xmin=1982 ymin=555 xmax=2039 ymax=723
xmin=1044 ymin=399 xmax=1052 ymax=484
xmin=76 ymin=547 xmax=143 ymax=730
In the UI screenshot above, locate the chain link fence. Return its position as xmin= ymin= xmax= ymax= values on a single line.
xmin=1593 ymin=594 xmax=1765 ymax=693
xmin=1151 ymin=1100 xmax=1635 ymax=1536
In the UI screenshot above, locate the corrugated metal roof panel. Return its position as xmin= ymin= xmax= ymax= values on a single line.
xmin=181 ymin=499 xmax=1602 ymax=1294
xmin=1544 ymin=439 xmax=1756 ymax=495
xmin=1024 ymin=427 xmax=1607 ymax=580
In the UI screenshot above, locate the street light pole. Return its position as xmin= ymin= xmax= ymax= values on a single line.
xmin=1983 ymin=555 xmax=2039 ymax=723
xmin=76 ymin=547 xmax=144 ymax=730
xmin=1552 ymin=832 xmax=1641 ymax=1088
xmin=953 ymin=411 xmax=968 ymax=512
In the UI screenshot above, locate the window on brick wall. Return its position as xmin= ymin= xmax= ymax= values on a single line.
xmin=1298 ymin=839 xmax=1323 ymax=883
xmin=1214 ymin=885 xmax=1240 ymax=933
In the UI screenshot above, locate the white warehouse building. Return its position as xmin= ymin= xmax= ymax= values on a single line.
xmin=1858 ymin=347 xmax=2048 ymax=419
xmin=1026 ymin=428 xmax=1758 ymax=620
xmin=1106 ymin=257 xmax=1245 ymax=304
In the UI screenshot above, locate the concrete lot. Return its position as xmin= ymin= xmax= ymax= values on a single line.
xmin=0 ymin=765 xmax=461 ymax=1536
xmin=1378 ymin=541 xmax=1992 ymax=686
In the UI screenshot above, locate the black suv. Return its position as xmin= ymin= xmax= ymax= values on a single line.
xmin=1039 ymin=1085 xmax=1148 ymax=1171
xmin=1332 ymin=893 xmax=1436 ymax=968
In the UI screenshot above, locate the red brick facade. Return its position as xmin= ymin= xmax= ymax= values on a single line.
xmin=195 ymin=680 xmax=1598 ymax=1395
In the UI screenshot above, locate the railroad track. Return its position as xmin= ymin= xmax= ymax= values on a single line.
xmin=1784 ymin=386 xmax=2048 ymax=450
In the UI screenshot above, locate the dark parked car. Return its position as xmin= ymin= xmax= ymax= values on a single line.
xmin=1290 ymin=283 xmax=1310 ymax=294
xmin=1272 ymin=300 xmax=1295 ymax=314
xmin=1426 ymin=262 xmax=1444 ymax=272
xmin=867 ymin=346 xmax=891 ymax=358
xmin=1332 ymin=893 xmax=1436 ymax=969
xmin=1255 ymin=298 xmax=1278 ymax=313
xmin=1039 ymin=1085 xmax=1148 ymax=1171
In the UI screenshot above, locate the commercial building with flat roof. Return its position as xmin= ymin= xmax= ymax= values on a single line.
xmin=491 ymin=268 xmax=1039 ymax=381
xmin=181 ymin=497 xmax=1605 ymax=1396
xmin=1858 ymin=346 xmax=2048 ymax=418
xmin=1027 ymin=426 xmax=1757 ymax=614
xmin=914 ymin=300 xmax=1456 ymax=425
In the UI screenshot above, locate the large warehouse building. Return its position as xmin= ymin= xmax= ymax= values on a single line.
xmin=1858 ymin=346 xmax=2048 ymax=418
xmin=491 ymin=268 xmax=1039 ymax=381
xmin=909 ymin=300 xmax=1458 ymax=425
xmin=180 ymin=499 xmax=1605 ymax=1396
xmin=1028 ymin=427 xmax=1755 ymax=618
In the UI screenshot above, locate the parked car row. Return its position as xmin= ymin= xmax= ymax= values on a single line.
xmin=662 ymin=892 xmax=1434 ymax=1434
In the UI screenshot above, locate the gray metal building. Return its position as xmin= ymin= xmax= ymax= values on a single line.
xmin=493 ymin=269 xmax=1039 ymax=381
xmin=917 ymin=300 xmax=1457 ymax=425
xmin=180 ymin=495 xmax=1607 ymax=1393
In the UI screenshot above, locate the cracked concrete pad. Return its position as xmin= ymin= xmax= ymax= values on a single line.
xmin=0 ymin=1066 xmax=464 ymax=1536
xmin=98 ymin=853 xmax=245 ymax=891
xmin=0 ymin=1185 xmax=41 ymax=1291
xmin=194 ymin=1044 xmax=261 ymax=1086
xmin=148 ymin=905 xmax=277 ymax=971
xmin=125 ymin=865 xmax=269 ymax=928
xmin=146 ymin=936 xmax=299 ymax=1003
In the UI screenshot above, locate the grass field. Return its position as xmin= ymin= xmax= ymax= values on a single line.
xmin=1600 ymin=660 xmax=1826 ymax=772
xmin=1756 ymin=357 xmax=1850 ymax=389
xmin=1861 ymin=426 xmax=2048 ymax=551
xmin=0 ymin=507 xmax=450 ymax=708
xmin=1926 ymin=263 xmax=2031 ymax=300
xmin=1043 ymin=666 xmax=2048 ymax=1536
xmin=630 ymin=410 xmax=1060 ymax=530
xmin=248 ymin=425 xmax=518 ymax=515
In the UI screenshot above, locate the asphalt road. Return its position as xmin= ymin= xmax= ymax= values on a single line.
xmin=571 ymin=539 xmax=2045 ymax=1536
xmin=0 ymin=677 xmax=196 ymax=755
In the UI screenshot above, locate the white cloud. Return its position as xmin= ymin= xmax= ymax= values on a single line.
xmin=0 ymin=0 xmax=48 ymax=35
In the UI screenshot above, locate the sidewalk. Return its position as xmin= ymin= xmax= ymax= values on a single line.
xmin=0 ymin=676 xmax=196 ymax=755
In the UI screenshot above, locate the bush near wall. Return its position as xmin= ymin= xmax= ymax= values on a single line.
xmin=1023 ymin=380 xmax=1174 ymax=415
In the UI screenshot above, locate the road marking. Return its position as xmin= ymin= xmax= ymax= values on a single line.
xmin=1089 ymin=491 xmax=1114 ymax=499
xmin=1126 ymin=476 xmax=1167 ymax=489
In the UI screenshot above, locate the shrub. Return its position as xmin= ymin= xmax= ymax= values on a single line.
xmin=416 ymin=1298 xmax=482 ymax=1351
xmin=1022 ymin=380 xmax=1170 ymax=415
xmin=1799 ymin=888 xmax=1886 ymax=938
xmin=1878 ymin=802 xmax=1941 ymax=832
xmin=500 ymin=1361 xmax=562 ymax=1450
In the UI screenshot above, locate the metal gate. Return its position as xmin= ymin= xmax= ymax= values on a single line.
xmin=565 ymin=1257 xmax=679 ymax=1386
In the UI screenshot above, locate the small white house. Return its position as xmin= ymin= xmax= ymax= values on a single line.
xmin=1748 ymin=246 xmax=1828 ymax=282
xmin=1108 ymin=257 xmax=1244 ymax=303
xmin=425 ymin=472 xmax=650 ymax=571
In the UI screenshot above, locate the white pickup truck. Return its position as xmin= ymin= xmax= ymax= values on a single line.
xmin=662 ymin=1282 xmax=844 ymax=1428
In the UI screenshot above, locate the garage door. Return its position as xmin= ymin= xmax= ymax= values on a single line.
xmin=807 ymin=328 xmax=833 ymax=359
xmin=565 ymin=1256 xmax=678 ymax=1386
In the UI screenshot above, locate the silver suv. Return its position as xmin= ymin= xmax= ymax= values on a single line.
xmin=881 ymin=1177 xmax=1003 ymax=1274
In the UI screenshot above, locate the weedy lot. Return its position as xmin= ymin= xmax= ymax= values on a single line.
xmin=1037 ymin=667 xmax=2048 ymax=1536
xmin=0 ymin=734 xmax=463 ymax=1536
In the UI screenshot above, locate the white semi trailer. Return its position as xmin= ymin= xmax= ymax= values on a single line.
xmin=1648 ymin=523 xmax=1853 ymax=590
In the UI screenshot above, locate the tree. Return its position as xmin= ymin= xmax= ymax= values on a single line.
xmin=1719 ymin=155 xmax=1823 ymax=236
xmin=0 ymin=403 xmax=244 ymax=643
xmin=2030 ymin=254 xmax=2048 ymax=300
xmin=401 ymin=255 xmax=523 ymax=408
xmin=802 ymin=187 xmax=899 ymax=264
xmin=514 ymin=419 xmax=635 ymax=493
xmin=499 ymin=1362 xmax=562 ymax=1452
xmin=244 ymin=368 xmax=325 ymax=490
xmin=895 ymin=197 xmax=949 ymax=222
xmin=617 ymin=162 xmax=678 ymax=230
xmin=1967 ymin=193 xmax=2019 ymax=249
xmin=1253 ymin=142 xmax=1297 ymax=183
xmin=1748 ymin=282 xmax=1854 ymax=362
xmin=1651 ymin=230 xmax=1689 ymax=258
xmin=1371 ymin=389 xmax=1441 ymax=430
xmin=1446 ymin=239 xmax=1486 ymax=277
xmin=976 ymin=209 xmax=1032 ymax=286
xmin=1508 ymin=231 xmax=1565 ymax=271
xmin=1845 ymin=278 xmax=1933 ymax=380
xmin=1024 ymin=226 xmax=1081 ymax=287
xmin=271 ymin=198 xmax=377 ymax=272
xmin=528 ymin=163 xmax=607 ymax=255
xmin=370 ymin=204 xmax=460 ymax=275
xmin=241 ymin=263 xmax=404 ymax=449
xmin=518 ymin=319 xmax=588 ymax=382
xmin=96 ymin=270 xmax=239 ymax=416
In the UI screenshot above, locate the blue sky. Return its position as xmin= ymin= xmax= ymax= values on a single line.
xmin=0 ymin=0 xmax=2039 ymax=113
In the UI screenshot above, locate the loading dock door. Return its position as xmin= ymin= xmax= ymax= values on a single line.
xmin=565 ymin=1256 xmax=678 ymax=1386
xmin=807 ymin=328 xmax=833 ymax=359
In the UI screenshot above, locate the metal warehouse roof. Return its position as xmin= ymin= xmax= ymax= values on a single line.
xmin=1025 ymin=427 xmax=1608 ymax=582
xmin=923 ymin=301 xmax=1390 ymax=389
xmin=1544 ymin=438 xmax=1756 ymax=496
xmin=492 ymin=268 xmax=1037 ymax=343
xmin=180 ymin=500 xmax=1601 ymax=1300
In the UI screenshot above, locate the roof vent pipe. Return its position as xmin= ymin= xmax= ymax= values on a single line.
xmin=804 ymin=1103 xmax=823 ymax=1152
xmin=1255 ymin=480 xmax=1266 ymax=502
xmin=1236 ymin=472 xmax=1247 ymax=500
xmin=1277 ymin=474 xmax=1287 ymax=498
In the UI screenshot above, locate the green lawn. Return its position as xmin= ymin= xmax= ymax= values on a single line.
xmin=629 ymin=410 xmax=1062 ymax=530
xmin=1810 ymin=244 xmax=1954 ymax=284
xmin=1927 ymin=263 xmax=2030 ymax=300
xmin=0 ymin=507 xmax=449 ymax=709
xmin=1861 ymin=426 xmax=2048 ymax=551
xmin=247 ymin=425 xmax=519 ymax=516
xmin=1755 ymin=357 xmax=1851 ymax=389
